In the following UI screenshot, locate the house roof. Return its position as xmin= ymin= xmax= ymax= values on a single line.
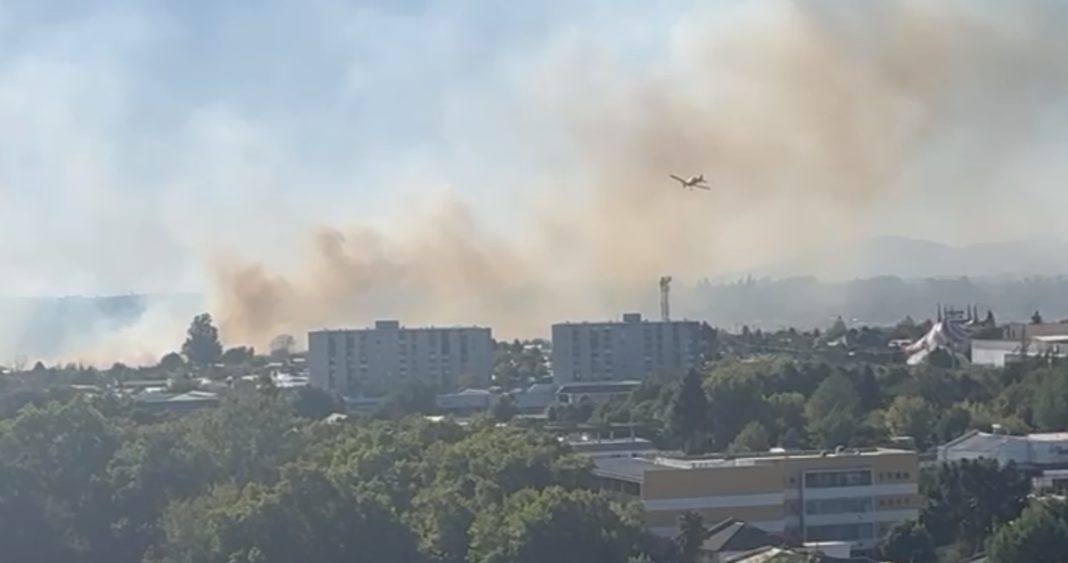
xmin=556 ymin=381 xmax=641 ymax=395
xmin=725 ymin=547 xmax=883 ymax=563
xmin=701 ymin=518 xmax=780 ymax=554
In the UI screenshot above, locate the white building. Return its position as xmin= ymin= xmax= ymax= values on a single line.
xmin=593 ymin=447 xmax=919 ymax=552
xmin=308 ymin=321 xmax=493 ymax=396
xmin=938 ymin=430 xmax=1068 ymax=470
xmin=435 ymin=388 xmax=495 ymax=413
xmin=552 ymin=313 xmax=702 ymax=384
xmin=972 ymin=337 xmax=1068 ymax=367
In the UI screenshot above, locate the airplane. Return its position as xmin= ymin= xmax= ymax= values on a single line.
xmin=669 ymin=173 xmax=711 ymax=190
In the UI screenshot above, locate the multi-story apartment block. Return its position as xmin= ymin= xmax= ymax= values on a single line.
xmin=593 ymin=447 xmax=919 ymax=552
xmin=308 ymin=321 xmax=493 ymax=396
xmin=551 ymin=313 xmax=702 ymax=383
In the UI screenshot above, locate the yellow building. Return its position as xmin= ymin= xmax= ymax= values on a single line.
xmin=593 ymin=447 xmax=919 ymax=552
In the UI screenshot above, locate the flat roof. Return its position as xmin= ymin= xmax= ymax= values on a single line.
xmin=557 ymin=381 xmax=642 ymax=394
xmin=552 ymin=319 xmax=700 ymax=327
xmin=593 ymin=447 xmax=914 ymax=482
xmin=310 ymin=324 xmax=490 ymax=334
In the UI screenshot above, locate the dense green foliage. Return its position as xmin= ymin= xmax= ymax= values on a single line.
xmin=7 ymin=315 xmax=1068 ymax=562
xmin=0 ymin=391 xmax=661 ymax=563
xmin=591 ymin=351 xmax=1068 ymax=454
xmin=988 ymin=499 xmax=1068 ymax=563
xmin=181 ymin=313 xmax=223 ymax=367
xmin=878 ymin=521 xmax=936 ymax=563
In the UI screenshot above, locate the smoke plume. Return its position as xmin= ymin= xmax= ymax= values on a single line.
xmin=211 ymin=1 xmax=1068 ymax=346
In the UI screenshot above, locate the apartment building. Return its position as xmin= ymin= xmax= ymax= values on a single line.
xmin=551 ymin=313 xmax=702 ymax=384
xmin=593 ymin=448 xmax=919 ymax=552
xmin=308 ymin=321 xmax=493 ymax=396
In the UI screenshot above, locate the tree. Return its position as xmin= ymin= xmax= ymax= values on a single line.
xmin=159 ymin=352 xmax=184 ymax=371
xmin=668 ymin=370 xmax=710 ymax=454
xmin=729 ymin=422 xmax=771 ymax=454
xmin=988 ymin=500 xmax=1068 ymax=563
xmin=921 ymin=459 xmax=1029 ymax=555
xmin=853 ymin=365 xmax=882 ymax=412
xmin=704 ymin=367 xmax=767 ymax=447
xmin=151 ymin=466 xmax=425 ymax=563
xmin=288 ymin=386 xmax=343 ymax=420
xmin=805 ymin=374 xmax=860 ymax=449
xmin=878 ymin=521 xmax=936 ymax=563
xmin=181 ymin=314 xmax=222 ymax=367
xmin=885 ymin=396 xmax=936 ymax=448
xmin=378 ymin=381 xmax=438 ymax=419
xmin=269 ymin=334 xmax=297 ymax=359
xmin=221 ymin=346 xmax=255 ymax=366
xmin=468 ymin=487 xmax=643 ymax=563
xmin=1032 ymin=370 xmax=1068 ymax=430
xmin=935 ymin=404 xmax=973 ymax=443
xmin=675 ymin=511 xmax=706 ymax=563
xmin=492 ymin=394 xmax=519 ymax=423
xmin=827 ymin=316 xmax=848 ymax=340
xmin=0 ymin=398 xmax=122 ymax=558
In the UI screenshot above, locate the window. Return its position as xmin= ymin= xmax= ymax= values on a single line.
xmin=805 ymin=497 xmax=873 ymax=515
xmin=804 ymin=470 xmax=873 ymax=488
xmin=806 ymin=523 xmax=875 ymax=542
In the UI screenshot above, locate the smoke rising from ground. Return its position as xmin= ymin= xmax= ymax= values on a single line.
xmin=4 ymin=1 xmax=1068 ymax=364
xmin=212 ymin=1 xmax=1068 ymax=347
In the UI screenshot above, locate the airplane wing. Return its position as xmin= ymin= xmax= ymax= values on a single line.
xmin=669 ymin=174 xmax=686 ymax=184
xmin=694 ymin=183 xmax=712 ymax=190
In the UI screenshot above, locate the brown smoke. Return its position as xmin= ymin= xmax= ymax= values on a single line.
xmin=212 ymin=1 xmax=1068 ymax=346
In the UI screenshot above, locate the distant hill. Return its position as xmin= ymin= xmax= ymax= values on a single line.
xmin=0 ymin=294 xmax=202 ymax=363
xmin=756 ymin=236 xmax=1068 ymax=280
xmin=677 ymin=275 xmax=1068 ymax=331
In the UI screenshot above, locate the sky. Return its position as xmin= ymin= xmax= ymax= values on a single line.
xmin=0 ymin=0 xmax=684 ymax=296
xmin=4 ymin=0 xmax=1068 ymax=362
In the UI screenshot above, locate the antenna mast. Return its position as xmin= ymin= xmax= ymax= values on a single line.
xmin=659 ymin=276 xmax=673 ymax=322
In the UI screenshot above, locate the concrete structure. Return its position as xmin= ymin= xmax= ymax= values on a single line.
xmin=723 ymin=546 xmax=883 ymax=563
xmin=435 ymin=388 xmax=495 ymax=413
xmin=565 ymin=437 xmax=658 ymax=459
xmin=1032 ymin=469 xmax=1068 ymax=494
xmin=971 ymin=337 xmax=1068 ymax=367
xmin=1004 ymin=321 xmax=1068 ymax=341
xmin=135 ymin=389 xmax=219 ymax=413
xmin=551 ymin=313 xmax=702 ymax=383
xmin=309 ymin=321 xmax=493 ymax=396
xmin=699 ymin=518 xmax=781 ymax=563
xmin=938 ymin=430 xmax=1068 ymax=470
xmin=556 ymin=380 xmax=642 ymax=405
xmin=592 ymin=448 xmax=919 ymax=552
xmin=515 ymin=382 xmax=558 ymax=412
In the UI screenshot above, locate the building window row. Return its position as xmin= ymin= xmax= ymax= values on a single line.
xmin=805 ymin=497 xmax=873 ymax=515
xmin=804 ymin=470 xmax=873 ymax=489
xmin=877 ymin=497 xmax=912 ymax=509
xmin=807 ymin=523 xmax=875 ymax=542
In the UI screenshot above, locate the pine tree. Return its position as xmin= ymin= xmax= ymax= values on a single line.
xmin=669 ymin=370 xmax=710 ymax=454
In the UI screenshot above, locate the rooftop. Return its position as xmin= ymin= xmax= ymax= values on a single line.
xmin=702 ymin=518 xmax=781 ymax=554
xmin=594 ymin=447 xmax=913 ymax=482
xmin=553 ymin=313 xmax=700 ymax=327
xmin=311 ymin=322 xmax=490 ymax=334
xmin=557 ymin=381 xmax=642 ymax=394
xmin=944 ymin=429 xmax=1068 ymax=450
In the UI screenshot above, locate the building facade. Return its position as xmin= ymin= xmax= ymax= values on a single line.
xmin=551 ymin=313 xmax=702 ymax=383
xmin=593 ymin=448 xmax=919 ymax=552
xmin=308 ymin=321 xmax=493 ymax=396
xmin=938 ymin=430 xmax=1068 ymax=470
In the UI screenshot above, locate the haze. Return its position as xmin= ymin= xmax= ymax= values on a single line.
xmin=4 ymin=0 xmax=1068 ymax=364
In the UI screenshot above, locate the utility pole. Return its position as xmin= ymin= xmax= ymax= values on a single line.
xmin=659 ymin=276 xmax=672 ymax=322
